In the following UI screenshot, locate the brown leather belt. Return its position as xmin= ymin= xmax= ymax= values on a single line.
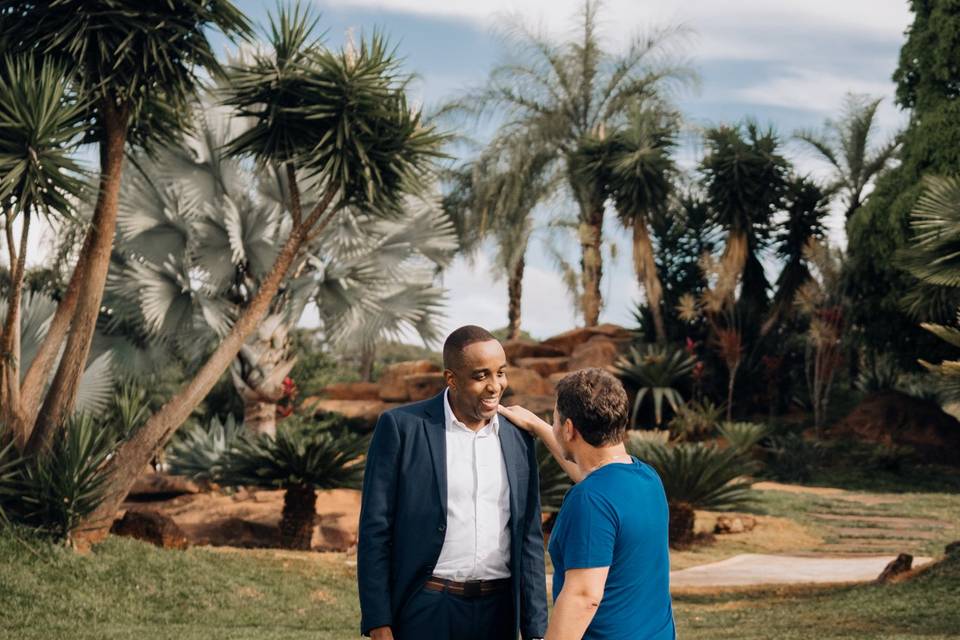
xmin=424 ymin=576 xmax=512 ymax=598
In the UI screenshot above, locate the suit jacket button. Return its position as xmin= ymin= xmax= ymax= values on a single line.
xmin=438 ymin=525 xmax=446 ymax=532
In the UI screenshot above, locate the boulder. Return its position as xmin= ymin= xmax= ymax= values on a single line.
xmin=110 ymin=509 xmax=190 ymax=550
xmin=541 ymin=324 xmax=632 ymax=355
xmin=515 ymin=356 xmax=570 ymax=378
xmin=502 ymin=394 xmax=556 ymax=419
xmin=127 ymin=472 xmax=201 ymax=501
xmin=502 ymin=339 xmax=567 ymax=364
xmin=830 ymin=390 xmax=960 ymax=465
xmin=379 ymin=360 xmax=441 ymax=401
xmin=548 ymin=372 xmax=570 ymax=389
xmin=305 ymin=398 xmax=398 ymax=428
xmin=503 ymin=366 xmax=553 ymax=397
xmin=877 ymin=553 xmax=914 ymax=583
xmin=946 ymin=541 xmax=960 ymax=556
xmin=568 ymin=336 xmax=622 ymax=371
xmin=714 ymin=515 xmax=757 ymax=535
xmin=189 ymin=517 xmax=280 ymax=548
xmin=320 ymin=382 xmax=380 ymax=401
xmin=405 ymin=373 xmax=446 ymax=402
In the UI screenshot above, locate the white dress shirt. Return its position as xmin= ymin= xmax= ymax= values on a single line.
xmin=433 ymin=388 xmax=512 ymax=581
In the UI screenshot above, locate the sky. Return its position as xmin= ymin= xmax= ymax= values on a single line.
xmin=14 ymin=0 xmax=914 ymax=343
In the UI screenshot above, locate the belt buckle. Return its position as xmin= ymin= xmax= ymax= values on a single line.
xmin=463 ymin=580 xmax=482 ymax=598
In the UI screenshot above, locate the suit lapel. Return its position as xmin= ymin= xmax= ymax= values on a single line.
xmin=498 ymin=419 xmax=522 ymax=525
xmin=422 ymin=392 xmax=447 ymax=510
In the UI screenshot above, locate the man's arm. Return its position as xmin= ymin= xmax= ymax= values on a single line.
xmin=358 ymin=411 xmax=401 ymax=637
xmin=545 ymin=567 xmax=609 ymax=640
xmin=519 ymin=431 xmax=549 ymax=640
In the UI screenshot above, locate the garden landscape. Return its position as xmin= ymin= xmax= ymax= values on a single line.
xmin=0 ymin=1 xmax=958 ymax=639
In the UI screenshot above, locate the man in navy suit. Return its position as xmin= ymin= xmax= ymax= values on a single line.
xmin=358 ymin=325 xmax=548 ymax=640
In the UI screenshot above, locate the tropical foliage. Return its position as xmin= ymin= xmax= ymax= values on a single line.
xmin=616 ymin=343 xmax=696 ymax=427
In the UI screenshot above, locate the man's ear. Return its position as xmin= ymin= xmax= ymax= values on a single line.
xmin=443 ymin=369 xmax=456 ymax=390
xmin=562 ymin=417 xmax=576 ymax=443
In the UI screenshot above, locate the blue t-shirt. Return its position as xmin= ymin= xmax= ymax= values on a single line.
xmin=548 ymin=457 xmax=675 ymax=640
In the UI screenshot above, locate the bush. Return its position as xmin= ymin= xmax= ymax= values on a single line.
xmin=165 ymin=414 xmax=243 ymax=482
xmin=669 ymin=398 xmax=724 ymax=441
xmin=0 ymin=415 xmax=115 ymax=543
xmin=615 ymin=343 xmax=696 ymax=427
xmin=717 ymin=421 xmax=770 ymax=454
xmin=761 ymin=432 xmax=823 ymax=483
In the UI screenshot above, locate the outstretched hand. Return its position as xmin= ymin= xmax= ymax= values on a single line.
xmin=498 ymin=403 xmax=548 ymax=435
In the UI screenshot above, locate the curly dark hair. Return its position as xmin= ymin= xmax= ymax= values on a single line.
xmin=555 ymin=368 xmax=628 ymax=447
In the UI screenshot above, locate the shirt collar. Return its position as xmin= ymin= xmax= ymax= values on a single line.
xmin=443 ymin=387 xmax=500 ymax=435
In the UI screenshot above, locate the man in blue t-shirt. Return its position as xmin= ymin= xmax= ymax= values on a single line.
xmin=500 ymin=367 xmax=675 ymax=640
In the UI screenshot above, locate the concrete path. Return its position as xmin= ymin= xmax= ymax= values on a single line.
xmin=669 ymin=553 xmax=933 ymax=588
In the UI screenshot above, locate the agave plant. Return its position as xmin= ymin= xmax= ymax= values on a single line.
xmin=219 ymin=416 xmax=368 ymax=550
xmin=627 ymin=440 xmax=756 ymax=548
xmin=615 ymin=343 xmax=696 ymax=427
xmin=717 ymin=422 xmax=770 ymax=455
xmin=165 ymin=414 xmax=243 ymax=483
xmin=4 ymin=414 xmax=115 ymax=543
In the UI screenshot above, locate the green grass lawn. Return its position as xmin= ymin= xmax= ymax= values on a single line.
xmin=2 ymin=528 xmax=958 ymax=640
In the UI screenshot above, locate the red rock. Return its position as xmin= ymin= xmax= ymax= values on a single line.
xmin=877 ymin=553 xmax=914 ymax=583
xmin=501 ymin=394 xmax=556 ymax=419
xmin=502 ymin=339 xmax=567 ymax=364
xmin=568 ymin=336 xmax=622 ymax=371
xmin=548 ymin=372 xmax=570 ymax=389
xmin=541 ymin=324 xmax=633 ymax=355
xmin=503 ymin=366 xmax=553 ymax=397
xmin=405 ymin=373 xmax=446 ymax=402
xmin=110 ymin=509 xmax=190 ymax=550
xmin=305 ymin=398 xmax=399 ymax=428
xmin=515 ymin=356 xmax=570 ymax=378
xmin=714 ymin=515 xmax=757 ymax=534
xmin=378 ymin=360 xmax=441 ymax=401
xmin=320 ymin=382 xmax=380 ymax=401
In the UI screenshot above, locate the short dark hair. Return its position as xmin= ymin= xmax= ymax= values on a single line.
xmin=555 ymin=368 xmax=628 ymax=447
xmin=443 ymin=325 xmax=498 ymax=370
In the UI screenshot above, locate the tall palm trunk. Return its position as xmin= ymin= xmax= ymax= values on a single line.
xmin=579 ymin=208 xmax=604 ymax=327
xmin=76 ymin=192 xmax=332 ymax=545
xmin=668 ymin=499 xmax=695 ymax=548
xmin=0 ymin=211 xmax=29 ymax=447
xmin=719 ymin=229 xmax=748 ymax=301
xmin=279 ymin=483 xmax=317 ymax=550
xmin=507 ymin=255 xmax=525 ymax=340
xmin=632 ymin=220 xmax=666 ymax=342
xmin=29 ymin=102 xmax=130 ymax=454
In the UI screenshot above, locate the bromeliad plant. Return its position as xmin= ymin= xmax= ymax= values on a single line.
xmin=219 ymin=417 xmax=368 ymax=550
xmin=615 ymin=343 xmax=696 ymax=428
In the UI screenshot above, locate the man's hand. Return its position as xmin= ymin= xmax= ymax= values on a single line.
xmin=369 ymin=626 xmax=394 ymax=640
xmin=498 ymin=404 xmax=550 ymax=436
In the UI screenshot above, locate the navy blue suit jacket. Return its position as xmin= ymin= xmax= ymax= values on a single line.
xmin=357 ymin=391 xmax=548 ymax=638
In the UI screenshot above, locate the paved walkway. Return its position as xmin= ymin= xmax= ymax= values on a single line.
xmin=669 ymin=553 xmax=933 ymax=588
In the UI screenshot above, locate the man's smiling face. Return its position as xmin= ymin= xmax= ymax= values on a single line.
xmin=445 ymin=339 xmax=508 ymax=428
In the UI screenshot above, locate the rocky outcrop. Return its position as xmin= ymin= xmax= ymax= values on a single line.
xmin=503 ymin=339 xmax=567 ymax=364
xmin=127 ymin=472 xmax=201 ymax=501
xmin=304 ymin=398 xmax=399 ymax=427
xmin=378 ymin=360 xmax=441 ymax=402
xmin=568 ymin=335 xmax=622 ymax=371
xmin=515 ymin=356 xmax=570 ymax=378
xmin=714 ymin=515 xmax=757 ymax=535
xmin=405 ymin=372 xmax=446 ymax=402
xmin=110 ymin=509 xmax=190 ymax=550
xmin=320 ymin=382 xmax=380 ymax=401
xmin=504 ymin=366 xmax=554 ymax=397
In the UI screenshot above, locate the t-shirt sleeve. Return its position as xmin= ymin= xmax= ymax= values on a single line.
xmin=556 ymin=490 xmax=617 ymax=569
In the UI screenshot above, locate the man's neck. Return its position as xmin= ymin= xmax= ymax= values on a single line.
xmin=574 ymin=443 xmax=631 ymax=477
xmin=446 ymin=389 xmax=487 ymax=432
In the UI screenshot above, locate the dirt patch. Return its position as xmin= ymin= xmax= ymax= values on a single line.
xmin=753 ymin=482 xmax=845 ymax=496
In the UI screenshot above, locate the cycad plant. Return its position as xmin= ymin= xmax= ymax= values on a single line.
xmin=615 ymin=343 xmax=695 ymax=427
xmin=717 ymin=421 xmax=770 ymax=455
xmin=219 ymin=417 xmax=368 ymax=550
xmin=668 ymin=398 xmax=724 ymax=441
xmin=627 ymin=440 xmax=756 ymax=547
xmin=166 ymin=415 xmax=243 ymax=483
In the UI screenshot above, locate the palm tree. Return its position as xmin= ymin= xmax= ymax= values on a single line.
xmin=77 ymin=6 xmax=444 ymax=544
xmin=459 ymin=0 xmax=693 ymax=326
xmin=0 ymin=55 xmax=88 ymax=449
xmin=107 ymin=101 xmax=455 ymax=437
xmin=626 ymin=440 xmax=755 ymax=548
xmin=700 ymin=122 xmax=788 ymax=314
xmin=446 ymin=138 xmax=554 ymax=340
xmin=588 ymin=105 xmax=678 ymax=342
xmin=795 ymin=94 xmax=899 ymax=222
xmin=220 ymin=417 xmax=368 ymax=550
xmin=1 ymin=2 xmax=251 ymax=454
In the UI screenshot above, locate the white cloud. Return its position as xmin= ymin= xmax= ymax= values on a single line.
xmin=730 ymin=67 xmax=897 ymax=116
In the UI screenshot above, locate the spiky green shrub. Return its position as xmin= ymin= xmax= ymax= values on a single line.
xmin=717 ymin=421 xmax=770 ymax=454
xmin=166 ymin=415 xmax=243 ymax=482
xmin=615 ymin=343 xmax=695 ymax=427
xmin=0 ymin=415 xmax=115 ymax=542
xmin=627 ymin=440 xmax=756 ymax=547
xmin=219 ymin=417 xmax=368 ymax=549
xmin=668 ymin=398 xmax=724 ymax=441
xmin=762 ymin=432 xmax=823 ymax=483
